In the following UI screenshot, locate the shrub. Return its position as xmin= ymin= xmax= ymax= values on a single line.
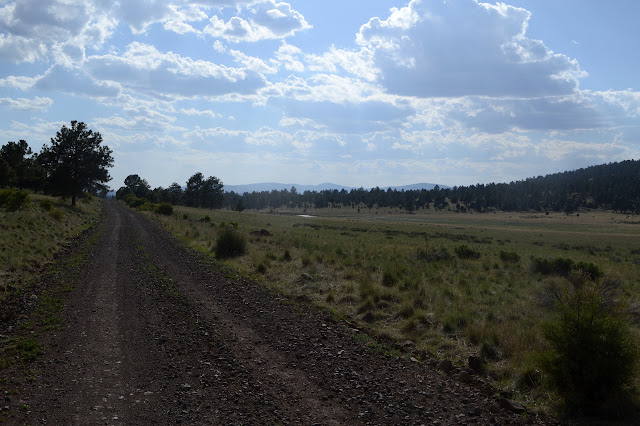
xmin=155 ymin=202 xmax=173 ymax=216
xmin=200 ymin=215 xmax=211 ymax=223
xmin=49 ymin=209 xmax=63 ymax=221
xmin=215 ymin=227 xmax=246 ymax=259
xmin=532 ymin=257 xmax=574 ymax=277
xmin=381 ymin=269 xmax=397 ymax=287
xmin=39 ymin=199 xmax=54 ymax=212
xmin=454 ymin=244 xmax=481 ymax=259
xmin=0 ymin=188 xmax=30 ymax=211
xmin=499 ymin=250 xmax=520 ymax=263
xmin=540 ymin=280 xmax=640 ymax=416
xmin=138 ymin=201 xmax=155 ymax=211
xmin=416 ymin=247 xmax=453 ymax=262
xmin=574 ymin=261 xmax=603 ymax=281
xmin=532 ymin=257 xmax=604 ymax=281
xmin=282 ymin=249 xmax=292 ymax=262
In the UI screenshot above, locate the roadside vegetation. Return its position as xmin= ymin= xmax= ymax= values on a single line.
xmin=135 ymin=203 xmax=640 ymax=417
xmin=0 ymin=190 xmax=103 ymax=300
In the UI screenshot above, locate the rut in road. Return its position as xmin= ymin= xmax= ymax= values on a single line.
xmin=11 ymin=201 xmax=549 ymax=425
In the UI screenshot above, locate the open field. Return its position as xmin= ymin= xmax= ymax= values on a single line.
xmin=147 ymin=204 xmax=640 ymax=408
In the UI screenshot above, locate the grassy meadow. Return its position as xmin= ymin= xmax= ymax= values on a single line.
xmin=145 ymin=203 xmax=640 ymax=408
xmin=0 ymin=192 xmax=103 ymax=298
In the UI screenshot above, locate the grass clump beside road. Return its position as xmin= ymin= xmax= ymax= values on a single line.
xmin=140 ymin=204 xmax=640 ymax=416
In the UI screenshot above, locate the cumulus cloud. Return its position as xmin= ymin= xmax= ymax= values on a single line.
xmin=249 ymin=1 xmax=310 ymax=37
xmin=448 ymin=96 xmax=604 ymax=133
xmin=35 ymin=65 xmax=121 ymax=97
xmin=264 ymin=72 xmax=414 ymax=133
xmin=244 ymin=126 xmax=291 ymax=146
xmin=274 ymin=42 xmax=304 ymax=72
xmin=180 ymin=107 xmax=221 ymax=119
xmin=230 ymin=49 xmax=278 ymax=74
xmin=274 ymin=98 xmax=414 ymax=134
xmin=0 ymin=74 xmax=39 ymax=90
xmin=0 ymin=96 xmax=53 ymax=111
xmin=357 ymin=0 xmax=584 ymax=98
xmin=203 ymin=0 xmax=310 ymax=42
xmin=115 ymin=0 xmax=173 ymax=34
xmin=85 ymin=42 xmax=266 ymax=99
xmin=279 ymin=116 xmax=324 ymax=129
xmin=306 ymin=46 xmax=377 ymax=82
xmin=0 ymin=0 xmax=116 ymax=64
xmin=93 ymin=110 xmax=183 ymax=133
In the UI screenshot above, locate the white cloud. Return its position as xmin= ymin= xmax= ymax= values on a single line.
xmin=203 ymin=0 xmax=310 ymax=42
xmin=115 ymin=0 xmax=173 ymax=34
xmin=0 ymin=74 xmax=39 ymax=90
xmin=0 ymin=0 xmax=116 ymax=65
xmin=266 ymin=73 xmax=414 ymax=133
xmin=245 ymin=126 xmax=291 ymax=145
xmin=212 ymin=40 xmax=226 ymax=53
xmin=306 ymin=46 xmax=377 ymax=82
xmin=448 ymin=96 xmax=604 ymax=133
xmin=184 ymin=126 xmax=248 ymax=140
xmin=274 ymin=41 xmax=303 ymax=72
xmin=0 ymin=33 xmax=47 ymax=63
xmin=85 ymin=42 xmax=266 ymax=99
xmin=279 ymin=116 xmax=324 ymax=129
xmin=536 ymin=138 xmax=629 ymax=162
xmin=0 ymin=96 xmax=53 ymax=111
xmin=357 ymin=0 xmax=584 ymax=98
xmin=180 ymin=107 xmax=221 ymax=119
xmin=249 ymin=1 xmax=311 ymax=37
xmin=593 ymin=89 xmax=640 ymax=117
xmin=230 ymin=49 xmax=278 ymax=74
xmin=35 ymin=65 xmax=121 ymax=98
xmin=93 ymin=112 xmax=183 ymax=133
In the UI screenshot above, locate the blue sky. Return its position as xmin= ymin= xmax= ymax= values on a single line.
xmin=1 ymin=0 xmax=639 ymax=189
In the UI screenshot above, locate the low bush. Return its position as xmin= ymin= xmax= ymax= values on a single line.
xmin=282 ymin=249 xmax=292 ymax=262
xmin=574 ymin=261 xmax=603 ymax=281
xmin=39 ymin=199 xmax=54 ymax=212
xmin=416 ymin=247 xmax=453 ymax=262
xmin=155 ymin=202 xmax=173 ymax=216
xmin=123 ymin=193 xmax=143 ymax=208
xmin=499 ymin=250 xmax=520 ymax=263
xmin=215 ymin=227 xmax=247 ymax=259
xmin=49 ymin=208 xmax=63 ymax=221
xmin=0 ymin=188 xmax=30 ymax=211
xmin=532 ymin=257 xmax=603 ymax=281
xmin=540 ymin=279 xmax=640 ymax=417
xmin=454 ymin=244 xmax=481 ymax=259
xmin=532 ymin=257 xmax=574 ymax=277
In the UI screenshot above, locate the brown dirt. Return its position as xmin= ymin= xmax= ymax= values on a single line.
xmin=1 ymin=201 xmax=555 ymax=424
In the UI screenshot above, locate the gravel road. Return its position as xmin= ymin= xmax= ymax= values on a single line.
xmin=4 ymin=201 xmax=552 ymax=424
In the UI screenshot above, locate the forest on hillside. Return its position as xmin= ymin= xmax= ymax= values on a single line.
xmin=222 ymin=160 xmax=640 ymax=214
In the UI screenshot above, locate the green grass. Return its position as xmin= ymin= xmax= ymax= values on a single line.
xmin=0 ymin=192 xmax=103 ymax=298
xmin=140 ymin=205 xmax=640 ymax=411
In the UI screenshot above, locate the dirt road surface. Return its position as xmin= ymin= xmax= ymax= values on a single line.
xmin=3 ymin=201 xmax=551 ymax=424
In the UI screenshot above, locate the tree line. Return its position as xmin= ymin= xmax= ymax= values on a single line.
xmin=1 ymin=121 xmax=113 ymax=206
xmin=115 ymin=173 xmax=224 ymax=210
xmin=222 ymin=160 xmax=640 ymax=214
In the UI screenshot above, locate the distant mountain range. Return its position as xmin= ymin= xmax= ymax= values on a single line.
xmin=224 ymin=182 xmax=448 ymax=194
